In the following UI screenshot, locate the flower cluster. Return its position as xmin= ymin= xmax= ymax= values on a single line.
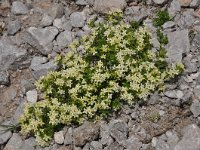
xmin=19 ymin=9 xmax=184 ymax=146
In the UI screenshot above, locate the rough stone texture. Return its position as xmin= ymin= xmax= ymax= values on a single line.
xmin=100 ymin=123 xmax=114 ymax=146
xmin=93 ymin=0 xmax=127 ymax=14
xmin=20 ymin=79 xmax=35 ymax=94
xmin=3 ymin=133 xmax=23 ymax=150
xmin=54 ymin=131 xmax=64 ymax=144
xmin=174 ymin=124 xmax=200 ymax=150
xmin=0 ymin=70 xmax=10 ymax=85
xmin=166 ymin=30 xmax=190 ymax=64
xmin=41 ymin=14 xmax=54 ymax=27
xmin=11 ymin=1 xmax=28 ymax=15
xmin=0 ymin=40 xmax=27 ymax=71
xmin=26 ymin=90 xmax=38 ymax=103
xmin=76 ymin=0 xmax=88 ymax=5
xmin=190 ymin=0 xmax=200 ymax=7
xmin=73 ymin=121 xmax=100 ymax=146
xmin=7 ymin=20 xmax=21 ymax=35
xmin=53 ymin=17 xmax=72 ymax=31
xmin=64 ymin=128 xmax=73 ymax=145
xmin=20 ymin=137 xmax=36 ymax=150
xmin=153 ymin=0 xmax=168 ymax=5
xmin=168 ymin=0 xmax=181 ymax=17
xmin=190 ymin=100 xmax=200 ymax=117
xmin=162 ymin=21 xmax=175 ymax=29
xmin=70 ymin=12 xmax=86 ymax=28
xmin=55 ymin=30 xmax=73 ymax=49
xmin=164 ymin=90 xmax=184 ymax=99
xmin=24 ymin=27 xmax=59 ymax=55
xmin=104 ymin=142 xmax=124 ymax=150
xmin=30 ymin=57 xmax=57 ymax=80
xmin=90 ymin=141 xmax=102 ymax=150
xmin=0 ymin=125 xmax=12 ymax=145
xmin=122 ymin=135 xmax=142 ymax=150
xmin=178 ymin=0 xmax=192 ymax=6
xmin=48 ymin=3 xmax=64 ymax=19
xmin=109 ymin=120 xmax=128 ymax=144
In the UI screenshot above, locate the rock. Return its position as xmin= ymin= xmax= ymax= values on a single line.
xmin=164 ymin=90 xmax=184 ymax=99
xmin=57 ymin=146 xmax=73 ymax=150
xmin=3 ymin=133 xmax=23 ymax=150
xmin=109 ymin=120 xmax=128 ymax=144
xmin=20 ymin=79 xmax=35 ymax=94
xmin=0 ymin=40 xmax=27 ymax=70
xmin=93 ymin=0 xmax=127 ymax=14
xmin=64 ymin=128 xmax=73 ymax=145
xmin=73 ymin=121 xmax=100 ymax=146
xmin=100 ymin=123 xmax=114 ymax=146
xmin=177 ymin=10 xmax=196 ymax=28
xmin=90 ymin=141 xmax=102 ymax=150
xmin=166 ymin=30 xmax=190 ymax=64
xmin=55 ymin=30 xmax=73 ymax=49
xmin=0 ymin=70 xmax=10 ymax=85
xmin=125 ymin=7 xmax=148 ymax=22
xmin=76 ymin=0 xmax=88 ymax=5
xmin=190 ymin=0 xmax=200 ymax=7
xmin=166 ymin=131 xmax=179 ymax=149
xmin=54 ymin=131 xmax=64 ymax=144
xmin=168 ymin=0 xmax=181 ymax=17
xmin=26 ymin=90 xmax=38 ymax=103
xmin=11 ymin=1 xmax=28 ymax=15
xmin=190 ymin=100 xmax=200 ymax=117
xmin=41 ymin=14 xmax=54 ymax=27
xmin=192 ymin=33 xmax=200 ymax=48
xmin=30 ymin=57 xmax=57 ymax=80
xmin=193 ymin=87 xmax=200 ymax=100
xmin=178 ymin=0 xmax=192 ymax=6
xmin=24 ymin=27 xmax=58 ymax=55
xmin=7 ymin=20 xmax=21 ymax=35
xmin=104 ymin=142 xmax=124 ymax=150
xmin=48 ymin=3 xmax=64 ymax=19
xmin=12 ymin=100 xmax=26 ymax=125
xmin=70 ymin=12 xmax=86 ymax=28
xmin=53 ymin=17 xmax=72 ymax=31
xmin=20 ymin=137 xmax=36 ymax=150
xmin=0 ymin=124 xmax=12 ymax=145
xmin=153 ymin=0 xmax=168 ymax=5
xmin=122 ymin=136 xmax=142 ymax=150
xmin=162 ymin=21 xmax=175 ymax=29
xmin=194 ymin=8 xmax=200 ymax=18
xmin=174 ymin=124 xmax=200 ymax=150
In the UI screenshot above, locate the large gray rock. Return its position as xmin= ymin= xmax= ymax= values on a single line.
xmin=109 ymin=120 xmax=128 ymax=144
xmin=53 ymin=17 xmax=72 ymax=31
xmin=168 ymin=0 xmax=181 ymax=17
xmin=7 ymin=20 xmax=21 ymax=35
xmin=41 ymin=14 xmax=54 ymax=27
xmin=70 ymin=12 xmax=86 ymax=28
xmin=11 ymin=1 xmax=28 ymax=15
xmin=93 ymin=0 xmax=127 ymax=14
xmin=90 ymin=141 xmax=102 ymax=150
xmin=54 ymin=131 xmax=64 ymax=144
xmin=26 ymin=90 xmax=38 ymax=103
xmin=30 ymin=56 xmax=57 ymax=80
xmin=122 ymin=135 xmax=142 ymax=150
xmin=190 ymin=0 xmax=200 ymax=7
xmin=64 ymin=128 xmax=73 ymax=145
xmin=190 ymin=100 xmax=200 ymax=117
xmin=73 ymin=121 xmax=100 ymax=146
xmin=104 ymin=142 xmax=124 ymax=150
xmin=55 ymin=30 xmax=73 ymax=49
xmin=0 ymin=70 xmax=10 ymax=85
xmin=166 ymin=30 xmax=190 ymax=64
xmin=100 ymin=123 xmax=114 ymax=146
xmin=0 ymin=124 xmax=12 ymax=145
xmin=48 ymin=3 xmax=64 ymax=19
xmin=20 ymin=137 xmax=36 ymax=150
xmin=174 ymin=124 xmax=200 ymax=150
xmin=3 ymin=133 xmax=23 ymax=150
xmin=0 ymin=40 xmax=27 ymax=71
xmin=24 ymin=27 xmax=59 ymax=55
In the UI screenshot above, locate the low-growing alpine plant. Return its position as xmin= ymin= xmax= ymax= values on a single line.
xmin=19 ymin=10 xmax=184 ymax=146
